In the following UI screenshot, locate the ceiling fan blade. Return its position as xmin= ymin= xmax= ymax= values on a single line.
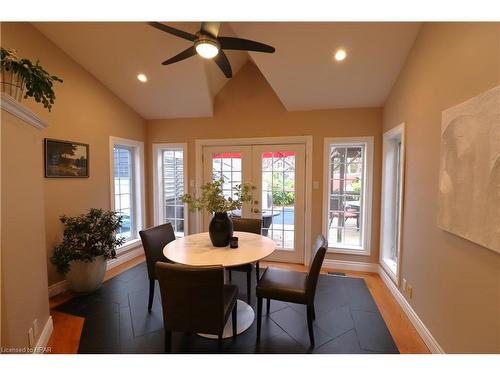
xmin=218 ymin=37 xmax=275 ymax=53
xmin=147 ymin=22 xmax=196 ymax=42
xmin=200 ymin=22 xmax=221 ymax=37
xmin=162 ymin=46 xmax=197 ymax=65
xmin=213 ymin=50 xmax=232 ymax=78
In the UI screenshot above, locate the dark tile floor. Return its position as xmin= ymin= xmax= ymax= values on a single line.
xmin=56 ymin=262 xmax=399 ymax=354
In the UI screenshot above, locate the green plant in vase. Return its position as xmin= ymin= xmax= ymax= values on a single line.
xmin=182 ymin=179 xmax=255 ymax=246
xmin=50 ymin=208 xmax=125 ymax=293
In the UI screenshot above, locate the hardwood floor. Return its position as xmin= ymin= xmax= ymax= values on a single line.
xmin=47 ymin=256 xmax=429 ymax=354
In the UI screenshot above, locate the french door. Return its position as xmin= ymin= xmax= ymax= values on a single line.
xmin=203 ymin=144 xmax=306 ymax=263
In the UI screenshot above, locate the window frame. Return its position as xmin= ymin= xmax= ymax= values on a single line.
xmin=322 ymin=136 xmax=374 ymax=256
xmin=109 ymin=137 xmax=145 ymax=252
xmin=152 ymin=143 xmax=188 ymax=237
xmin=379 ymin=124 xmax=406 ymax=285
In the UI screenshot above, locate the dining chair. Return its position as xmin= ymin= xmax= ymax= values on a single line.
xmin=139 ymin=222 xmax=176 ymax=312
xmin=227 ymin=218 xmax=262 ymax=304
xmin=256 ymin=234 xmax=327 ymax=346
xmin=155 ymin=262 xmax=238 ymax=351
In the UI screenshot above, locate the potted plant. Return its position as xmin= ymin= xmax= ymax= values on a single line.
xmin=182 ymin=179 xmax=255 ymax=247
xmin=51 ymin=208 xmax=125 ymax=293
xmin=0 ymin=47 xmax=63 ymax=111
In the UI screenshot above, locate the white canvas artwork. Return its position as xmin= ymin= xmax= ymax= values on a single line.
xmin=438 ymin=85 xmax=500 ymax=253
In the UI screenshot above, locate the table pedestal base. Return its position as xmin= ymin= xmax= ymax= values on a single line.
xmin=197 ymin=299 xmax=255 ymax=339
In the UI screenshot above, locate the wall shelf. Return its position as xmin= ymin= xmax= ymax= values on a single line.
xmin=0 ymin=93 xmax=48 ymax=130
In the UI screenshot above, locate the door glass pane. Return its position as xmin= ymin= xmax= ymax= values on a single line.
xmin=162 ymin=149 xmax=185 ymax=237
xmin=114 ymin=146 xmax=134 ymax=241
xmin=212 ymin=153 xmax=242 ymax=216
xmin=261 ymin=151 xmax=296 ymax=250
xmin=327 ymin=145 xmax=364 ymax=247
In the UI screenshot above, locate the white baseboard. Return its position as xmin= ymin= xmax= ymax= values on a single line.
xmin=33 ymin=316 xmax=53 ymax=354
xmin=106 ymin=246 xmax=143 ymax=270
xmin=48 ymin=280 xmax=67 ymax=298
xmin=378 ymin=267 xmax=445 ymax=354
xmin=48 ymin=246 xmax=144 ymax=298
xmin=323 ymin=259 xmax=379 ymax=273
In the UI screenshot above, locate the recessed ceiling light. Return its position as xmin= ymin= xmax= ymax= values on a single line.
xmin=334 ymin=49 xmax=347 ymax=62
xmin=137 ymin=73 xmax=148 ymax=82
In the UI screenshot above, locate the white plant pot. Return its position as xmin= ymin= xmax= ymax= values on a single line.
xmin=66 ymin=255 xmax=107 ymax=293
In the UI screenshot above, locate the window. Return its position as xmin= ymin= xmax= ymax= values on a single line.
xmin=110 ymin=137 xmax=145 ymax=247
xmin=323 ymin=137 xmax=374 ymax=255
xmin=380 ymin=124 xmax=405 ymax=283
xmin=153 ymin=144 xmax=188 ymax=237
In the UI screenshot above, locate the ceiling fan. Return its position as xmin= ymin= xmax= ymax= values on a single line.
xmin=147 ymin=22 xmax=275 ymax=78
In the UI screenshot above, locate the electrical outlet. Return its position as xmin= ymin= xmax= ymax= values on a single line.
xmin=28 ymin=327 xmax=35 ymax=348
xmin=33 ymin=319 xmax=39 ymax=338
xmin=407 ymin=284 xmax=413 ymax=299
xmin=402 ymin=278 xmax=407 ymax=291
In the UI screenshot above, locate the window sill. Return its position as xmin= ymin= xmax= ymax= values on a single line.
xmin=327 ymin=246 xmax=370 ymax=256
xmin=117 ymin=238 xmax=142 ymax=255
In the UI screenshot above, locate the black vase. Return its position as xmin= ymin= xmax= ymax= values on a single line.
xmin=209 ymin=212 xmax=233 ymax=247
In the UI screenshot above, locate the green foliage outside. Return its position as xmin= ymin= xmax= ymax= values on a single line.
xmin=270 ymin=172 xmax=295 ymax=206
xmin=51 ymin=209 xmax=124 ymax=274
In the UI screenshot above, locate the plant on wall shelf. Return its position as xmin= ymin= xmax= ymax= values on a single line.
xmin=50 ymin=208 xmax=124 ymax=274
xmin=0 ymin=47 xmax=63 ymax=111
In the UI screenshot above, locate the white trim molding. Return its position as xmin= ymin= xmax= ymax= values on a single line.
xmin=109 ymin=136 xmax=146 ymax=243
xmin=0 ymin=93 xmax=48 ymax=130
xmin=322 ymin=136 xmax=374 ymax=256
xmin=323 ymin=259 xmax=379 ymax=273
xmin=379 ymin=123 xmax=406 ymax=286
xmin=194 ymin=136 xmax=313 ymax=265
xmin=378 ymin=267 xmax=445 ymax=353
xmin=33 ymin=316 xmax=53 ymax=354
xmin=152 ymin=143 xmax=189 ymax=236
xmin=106 ymin=246 xmax=143 ymax=270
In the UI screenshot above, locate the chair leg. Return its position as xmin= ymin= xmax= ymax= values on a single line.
xmin=228 ymin=269 xmax=232 ymax=283
xmin=246 ymin=271 xmax=251 ymax=304
xmin=306 ymin=304 xmax=315 ymax=347
xmin=256 ymin=297 xmax=262 ymax=341
xmin=232 ymin=303 xmax=237 ymax=338
xmin=165 ymin=330 xmax=172 ymax=352
xmin=148 ymin=279 xmax=154 ymax=312
xmin=255 ymin=262 xmax=260 ymax=282
xmin=218 ymin=334 xmax=223 ymax=349
xmin=312 ymin=304 xmax=316 ymax=321
xmin=266 ymin=298 xmax=271 ymax=316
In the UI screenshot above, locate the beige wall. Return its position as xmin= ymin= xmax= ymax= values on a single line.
xmin=1 ymin=22 xmax=146 ymax=348
xmin=1 ymin=22 xmax=146 ymax=287
xmin=383 ymin=22 xmax=500 ymax=353
xmin=147 ymin=63 xmax=383 ymax=263
xmin=1 ymin=112 xmax=49 ymax=350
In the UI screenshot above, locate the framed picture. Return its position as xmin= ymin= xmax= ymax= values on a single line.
xmin=44 ymin=138 xmax=89 ymax=178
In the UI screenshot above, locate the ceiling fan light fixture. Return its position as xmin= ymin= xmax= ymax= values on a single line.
xmin=195 ymin=38 xmax=219 ymax=59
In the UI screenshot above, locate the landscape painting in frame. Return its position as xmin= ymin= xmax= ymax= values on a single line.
xmin=45 ymin=138 xmax=89 ymax=178
xmin=438 ymin=85 xmax=500 ymax=253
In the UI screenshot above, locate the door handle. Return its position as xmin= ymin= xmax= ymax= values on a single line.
xmin=253 ymin=209 xmax=260 ymax=213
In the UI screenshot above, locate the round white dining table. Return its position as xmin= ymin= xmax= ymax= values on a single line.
xmin=163 ymin=231 xmax=276 ymax=338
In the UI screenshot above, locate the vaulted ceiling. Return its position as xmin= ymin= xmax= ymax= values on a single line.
xmin=33 ymin=22 xmax=421 ymax=119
